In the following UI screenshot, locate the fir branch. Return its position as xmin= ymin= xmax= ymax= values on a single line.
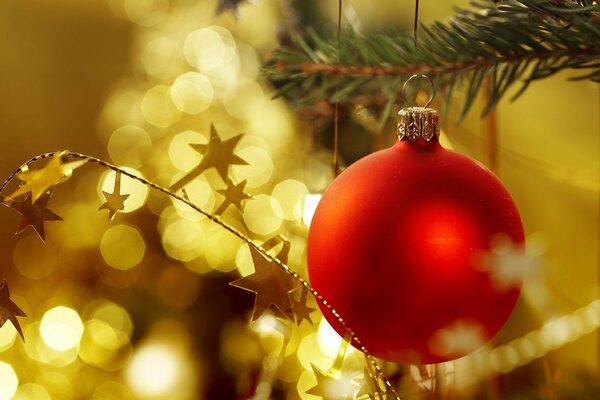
xmin=265 ymin=0 xmax=600 ymax=121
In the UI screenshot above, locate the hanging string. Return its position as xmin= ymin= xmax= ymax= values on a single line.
xmin=413 ymin=0 xmax=420 ymax=46
xmin=332 ymin=0 xmax=342 ymax=177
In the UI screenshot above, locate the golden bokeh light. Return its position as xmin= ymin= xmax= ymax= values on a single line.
xmin=168 ymin=130 xmax=208 ymax=171
xmin=91 ymin=301 xmax=134 ymax=339
xmin=100 ymin=168 xmax=149 ymax=213
xmin=124 ymin=0 xmax=169 ymax=27
xmin=296 ymin=333 xmax=334 ymax=371
xmin=235 ymin=244 xmax=254 ymax=277
xmin=141 ymin=37 xmax=185 ymax=80
xmin=183 ymin=26 xmax=236 ymax=71
xmin=303 ymin=194 xmax=322 ymax=226
xmin=161 ymin=217 xmax=206 ymax=262
xmin=0 ymin=324 xmax=17 ymax=352
xmin=39 ymin=306 xmax=84 ymax=352
xmin=141 ymin=85 xmax=182 ymax=128
xmin=13 ymin=235 xmax=57 ymax=279
xmin=108 ymin=125 xmax=153 ymax=169
xmin=232 ymin=146 xmax=274 ymax=188
xmin=35 ymin=372 xmax=74 ymax=399
xmin=12 ymin=383 xmax=52 ymax=400
xmin=272 ymin=179 xmax=309 ymax=221
xmin=202 ymin=226 xmax=241 ymax=273
xmin=79 ymin=319 xmax=131 ymax=369
xmin=170 ymin=178 xmax=215 ymax=222
xmin=170 ymin=72 xmax=214 ymax=114
xmin=317 ymin=319 xmax=355 ymax=359
xmin=126 ymin=342 xmax=183 ymax=398
xmin=243 ymin=195 xmax=283 ymax=236
xmin=0 ymin=362 xmax=18 ymax=400
xmin=100 ymin=224 xmax=146 ymax=270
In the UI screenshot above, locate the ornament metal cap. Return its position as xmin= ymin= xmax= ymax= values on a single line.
xmin=397 ymin=74 xmax=439 ymax=142
xmin=397 ymin=107 xmax=440 ymax=142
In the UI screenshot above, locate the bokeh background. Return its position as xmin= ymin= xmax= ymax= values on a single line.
xmin=0 ymin=0 xmax=598 ymax=399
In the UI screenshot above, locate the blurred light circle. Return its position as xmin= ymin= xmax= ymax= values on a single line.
xmin=141 ymin=37 xmax=184 ymax=80
xmin=232 ymin=146 xmax=273 ymax=188
xmin=203 ymin=227 xmax=241 ymax=272
xmin=170 ymin=72 xmax=214 ymax=114
xmin=183 ymin=26 xmax=236 ymax=70
xmin=126 ymin=343 xmax=181 ymax=397
xmin=13 ymin=235 xmax=57 ymax=279
xmin=40 ymin=306 xmax=84 ymax=352
xmin=168 ymin=130 xmax=208 ymax=171
xmin=141 ymin=85 xmax=182 ymax=127
xmin=170 ymin=178 xmax=215 ymax=222
xmin=243 ymin=195 xmax=283 ymax=236
xmin=100 ymin=168 xmax=149 ymax=214
xmin=235 ymin=245 xmax=254 ymax=277
xmin=272 ymin=179 xmax=309 ymax=221
xmin=317 ymin=319 xmax=355 ymax=358
xmin=0 ymin=362 xmax=18 ymax=400
xmin=108 ymin=126 xmax=152 ymax=169
xmin=80 ymin=319 xmax=129 ymax=367
xmin=124 ymin=0 xmax=169 ymax=27
xmin=0 ymin=324 xmax=17 ymax=352
xmin=12 ymin=383 xmax=51 ymax=400
xmin=161 ymin=219 xmax=206 ymax=262
xmin=92 ymin=301 xmax=134 ymax=338
xmin=100 ymin=225 xmax=146 ymax=270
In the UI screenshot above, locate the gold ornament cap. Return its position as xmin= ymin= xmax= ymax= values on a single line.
xmin=397 ymin=107 xmax=440 ymax=142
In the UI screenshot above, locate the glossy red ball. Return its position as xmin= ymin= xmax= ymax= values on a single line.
xmin=307 ymin=137 xmax=524 ymax=364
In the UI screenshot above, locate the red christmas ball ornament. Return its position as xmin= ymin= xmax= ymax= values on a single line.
xmin=307 ymin=105 xmax=524 ymax=365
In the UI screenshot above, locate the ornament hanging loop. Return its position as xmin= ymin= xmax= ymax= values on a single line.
xmin=398 ymin=74 xmax=439 ymax=142
xmin=402 ymin=74 xmax=435 ymax=109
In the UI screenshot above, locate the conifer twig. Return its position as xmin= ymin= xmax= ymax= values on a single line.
xmin=265 ymin=0 xmax=600 ymax=122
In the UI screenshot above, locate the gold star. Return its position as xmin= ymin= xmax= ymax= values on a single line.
xmin=8 ymin=151 xmax=87 ymax=203
xmin=2 ymin=191 xmax=62 ymax=242
xmin=306 ymin=364 xmax=357 ymax=400
xmin=0 ymin=280 xmax=26 ymax=340
xmin=215 ymin=178 xmax=251 ymax=215
xmin=170 ymin=124 xmax=248 ymax=191
xmin=354 ymin=368 xmax=378 ymax=400
xmin=230 ymin=244 xmax=298 ymax=321
xmin=99 ymin=172 xmax=130 ymax=220
xmin=291 ymin=286 xmax=316 ymax=326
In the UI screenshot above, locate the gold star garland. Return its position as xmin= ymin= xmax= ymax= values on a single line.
xmin=1 ymin=191 xmax=62 ymax=242
xmin=215 ymin=177 xmax=251 ymax=216
xmin=306 ymin=331 xmax=358 ymax=399
xmin=0 ymin=280 xmax=26 ymax=340
xmin=0 ymin=149 xmax=401 ymax=400
xmin=170 ymin=124 xmax=248 ymax=192
xmin=230 ymin=244 xmax=299 ymax=321
xmin=99 ymin=171 xmax=130 ymax=220
xmin=7 ymin=151 xmax=86 ymax=203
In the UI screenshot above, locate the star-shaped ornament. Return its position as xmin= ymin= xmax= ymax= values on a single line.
xmin=354 ymin=368 xmax=379 ymax=400
xmin=306 ymin=364 xmax=358 ymax=400
xmin=0 ymin=280 xmax=26 ymax=340
xmin=215 ymin=178 xmax=251 ymax=215
xmin=170 ymin=124 xmax=248 ymax=191
xmin=230 ymin=244 xmax=298 ymax=321
xmin=8 ymin=151 xmax=87 ymax=203
xmin=99 ymin=172 xmax=130 ymax=220
xmin=291 ymin=285 xmax=316 ymax=326
xmin=2 ymin=191 xmax=62 ymax=242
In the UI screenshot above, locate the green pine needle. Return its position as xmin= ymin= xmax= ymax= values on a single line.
xmin=264 ymin=0 xmax=600 ymax=122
